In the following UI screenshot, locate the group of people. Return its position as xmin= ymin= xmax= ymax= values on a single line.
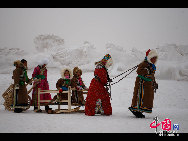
xmin=12 ymin=58 xmax=88 ymax=113
xmin=11 ymin=49 xmax=158 ymax=118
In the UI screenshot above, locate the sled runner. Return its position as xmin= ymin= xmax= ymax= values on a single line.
xmin=37 ymin=86 xmax=88 ymax=114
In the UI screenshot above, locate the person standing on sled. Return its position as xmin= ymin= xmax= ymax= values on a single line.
xmin=129 ymin=49 xmax=158 ymax=118
xmin=85 ymin=54 xmax=113 ymax=116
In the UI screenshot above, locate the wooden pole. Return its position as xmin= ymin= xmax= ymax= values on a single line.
xmin=13 ymin=85 xmax=17 ymax=109
xmin=68 ymin=86 xmax=71 ymax=111
xmin=38 ymin=88 xmax=40 ymax=110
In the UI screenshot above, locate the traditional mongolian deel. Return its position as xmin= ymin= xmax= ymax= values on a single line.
xmin=71 ymin=67 xmax=87 ymax=105
xmin=31 ymin=60 xmax=52 ymax=108
xmin=56 ymin=68 xmax=72 ymax=100
xmin=85 ymin=54 xmax=112 ymax=116
xmin=129 ymin=49 xmax=158 ymax=116
xmin=12 ymin=60 xmax=31 ymax=113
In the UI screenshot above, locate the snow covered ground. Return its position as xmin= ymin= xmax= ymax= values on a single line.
xmin=0 ymin=69 xmax=188 ymax=133
xmin=0 ymin=36 xmax=188 ymax=133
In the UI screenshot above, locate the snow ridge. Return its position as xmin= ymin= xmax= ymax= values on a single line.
xmin=0 ymin=35 xmax=188 ymax=81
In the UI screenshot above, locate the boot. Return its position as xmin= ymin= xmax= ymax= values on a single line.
xmin=35 ymin=109 xmax=42 ymax=113
xmin=128 ymin=107 xmax=145 ymax=118
xmin=14 ymin=108 xmax=23 ymax=113
xmin=34 ymin=106 xmax=38 ymax=110
xmin=47 ymin=109 xmax=55 ymax=114
xmin=45 ymin=105 xmax=52 ymax=112
xmin=136 ymin=112 xmax=145 ymax=118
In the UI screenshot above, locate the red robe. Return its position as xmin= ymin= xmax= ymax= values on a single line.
xmin=31 ymin=66 xmax=52 ymax=106
xmin=85 ymin=64 xmax=112 ymax=116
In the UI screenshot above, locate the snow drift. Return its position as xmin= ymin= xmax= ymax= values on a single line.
xmin=0 ymin=34 xmax=188 ymax=81
xmin=0 ymin=47 xmax=27 ymax=74
xmin=155 ymin=44 xmax=188 ymax=81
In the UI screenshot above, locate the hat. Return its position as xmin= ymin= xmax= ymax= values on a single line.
xmin=102 ymin=54 xmax=111 ymax=63
xmin=145 ymin=49 xmax=158 ymax=64
xmin=73 ymin=67 xmax=82 ymax=76
xmin=39 ymin=58 xmax=49 ymax=66
xmin=95 ymin=54 xmax=113 ymax=67
xmin=14 ymin=60 xmax=21 ymax=67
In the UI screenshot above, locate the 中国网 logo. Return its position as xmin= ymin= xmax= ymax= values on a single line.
xmin=150 ymin=116 xmax=179 ymax=136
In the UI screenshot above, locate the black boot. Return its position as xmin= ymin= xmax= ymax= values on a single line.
xmin=136 ymin=112 xmax=145 ymax=118
xmin=128 ymin=107 xmax=145 ymax=118
xmin=128 ymin=107 xmax=138 ymax=117
xmin=34 ymin=106 xmax=38 ymax=110
xmin=45 ymin=105 xmax=52 ymax=112
xmin=14 ymin=108 xmax=23 ymax=113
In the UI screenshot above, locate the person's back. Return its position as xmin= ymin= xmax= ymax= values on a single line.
xmin=129 ymin=49 xmax=158 ymax=118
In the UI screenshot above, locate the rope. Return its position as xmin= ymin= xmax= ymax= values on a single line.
xmin=112 ymin=65 xmax=138 ymax=80
xmin=110 ymin=65 xmax=138 ymax=86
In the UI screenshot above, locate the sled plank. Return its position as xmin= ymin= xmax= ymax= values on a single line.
xmin=37 ymin=86 xmax=88 ymax=113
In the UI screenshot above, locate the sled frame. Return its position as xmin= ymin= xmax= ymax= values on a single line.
xmin=37 ymin=86 xmax=88 ymax=113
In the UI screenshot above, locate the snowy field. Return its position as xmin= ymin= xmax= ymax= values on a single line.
xmin=0 ymin=69 xmax=188 ymax=133
xmin=1 ymin=9 xmax=188 ymax=133
xmin=0 ymin=36 xmax=188 ymax=133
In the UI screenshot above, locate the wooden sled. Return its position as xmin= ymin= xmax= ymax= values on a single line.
xmin=37 ymin=86 xmax=88 ymax=114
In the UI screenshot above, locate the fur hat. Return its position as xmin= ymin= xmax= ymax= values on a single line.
xmin=61 ymin=68 xmax=73 ymax=79
xmin=39 ymin=58 xmax=49 ymax=66
xmin=73 ymin=67 xmax=82 ymax=76
xmin=14 ymin=60 xmax=24 ymax=68
xmin=146 ymin=49 xmax=158 ymax=64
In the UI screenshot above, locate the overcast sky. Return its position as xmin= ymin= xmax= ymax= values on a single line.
xmin=0 ymin=8 xmax=188 ymax=52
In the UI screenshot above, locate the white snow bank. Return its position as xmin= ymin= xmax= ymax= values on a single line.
xmin=34 ymin=34 xmax=64 ymax=52
xmin=104 ymin=43 xmax=144 ymax=77
xmin=104 ymin=43 xmax=188 ymax=81
xmin=155 ymin=44 xmax=188 ymax=81
xmin=0 ymin=34 xmax=188 ymax=81
xmin=0 ymin=47 xmax=28 ymax=74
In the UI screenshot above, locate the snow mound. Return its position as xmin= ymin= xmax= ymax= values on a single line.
xmin=0 ymin=47 xmax=28 ymax=74
xmin=103 ymin=43 xmax=144 ymax=77
xmin=155 ymin=44 xmax=188 ymax=81
xmin=0 ymin=34 xmax=188 ymax=81
xmin=25 ymin=40 xmax=102 ymax=72
xmin=34 ymin=34 xmax=64 ymax=52
xmin=104 ymin=43 xmax=188 ymax=81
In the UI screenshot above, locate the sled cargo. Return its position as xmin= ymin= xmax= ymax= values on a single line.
xmin=2 ymin=78 xmax=37 ymax=111
xmin=2 ymin=84 xmax=32 ymax=111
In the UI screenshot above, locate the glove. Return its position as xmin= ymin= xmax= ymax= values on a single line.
xmin=153 ymin=82 xmax=158 ymax=89
xmin=108 ymin=78 xmax=113 ymax=82
xmin=153 ymin=82 xmax=158 ymax=93
xmin=105 ymin=87 xmax=109 ymax=92
xmin=59 ymin=88 xmax=63 ymax=93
